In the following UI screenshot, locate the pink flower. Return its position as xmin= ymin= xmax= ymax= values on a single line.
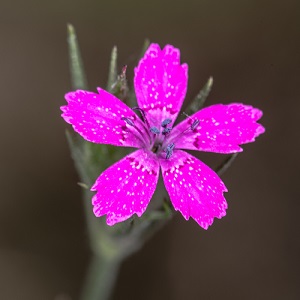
xmin=61 ymin=44 xmax=265 ymax=229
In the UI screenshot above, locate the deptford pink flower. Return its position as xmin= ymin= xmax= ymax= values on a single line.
xmin=61 ymin=44 xmax=265 ymax=229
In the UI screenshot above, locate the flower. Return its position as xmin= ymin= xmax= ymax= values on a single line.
xmin=61 ymin=43 xmax=265 ymax=229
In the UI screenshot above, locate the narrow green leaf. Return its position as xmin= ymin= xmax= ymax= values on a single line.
xmin=77 ymin=182 xmax=89 ymax=189
xmin=139 ymin=38 xmax=150 ymax=59
xmin=106 ymin=46 xmax=118 ymax=92
xmin=111 ymin=65 xmax=129 ymax=101
xmin=186 ymin=76 xmax=213 ymax=114
xmin=67 ymin=23 xmax=88 ymax=90
xmin=126 ymin=39 xmax=151 ymax=107
xmin=215 ymin=153 xmax=239 ymax=176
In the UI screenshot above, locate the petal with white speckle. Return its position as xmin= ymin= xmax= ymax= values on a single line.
xmin=172 ymin=103 xmax=265 ymax=153
xmin=134 ymin=44 xmax=188 ymax=127
xmin=61 ymin=88 xmax=144 ymax=148
xmin=160 ymin=150 xmax=228 ymax=229
xmin=91 ymin=149 xmax=159 ymax=225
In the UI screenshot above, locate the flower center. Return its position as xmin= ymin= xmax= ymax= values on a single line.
xmin=149 ymin=118 xmax=174 ymax=158
xmin=121 ymin=108 xmax=199 ymax=160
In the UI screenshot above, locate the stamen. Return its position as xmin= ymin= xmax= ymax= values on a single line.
xmin=150 ymin=127 xmax=160 ymax=134
xmin=132 ymin=107 xmax=146 ymax=123
xmin=164 ymin=114 xmax=200 ymax=147
xmin=161 ymin=119 xmax=172 ymax=127
xmin=191 ymin=119 xmax=200 ymax=130
xmin=121 ymin=117 xmax=147 ymax=147
xmin=121 ymin=117 xmax=135 ymax=126
xmin=182 ymin=112 xmax=199 ymax=131
xmin=166 ymin=143 xmax=175 ymax=151
xmin=131 ymin=107 xmax=152 ymax=143
xmin=162 ymin=127 xmax=172 ymax=135
xmin=165 ymin=143 xmax=175 ymax=159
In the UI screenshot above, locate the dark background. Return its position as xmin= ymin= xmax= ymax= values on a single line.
xmin=1 ymin=0 xmax=299 ymax=299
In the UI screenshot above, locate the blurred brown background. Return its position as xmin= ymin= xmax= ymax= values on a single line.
xmin=0 ymin=0 xmax=299 ymax=299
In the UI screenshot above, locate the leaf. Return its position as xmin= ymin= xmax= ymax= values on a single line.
xmin=186 ymin=76 xmax=213 ymax=114
xmin=139 ymin=38 xmax=150 ymax=59
xmin=215 ymin=153 xmax=239 ymax=176
xmin=106 ymin=46 xmax=118 ymax=92
xmin=67 ymin=23 xmax=88 ymax=90
xmin=78 ymin=182 xmax=89 ymax=189
xmin=110 ymin=65 xmax=129 ymax=101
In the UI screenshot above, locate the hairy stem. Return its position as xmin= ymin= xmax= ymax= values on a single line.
xmin=79 ymin=189 xmax=122 ymax=300
xmin=80 ymin=254 xmax=121 ymax=300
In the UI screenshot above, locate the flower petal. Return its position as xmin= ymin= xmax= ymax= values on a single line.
xmin=160 ymin=150 xmax=228 ymax=229
xmin=134 ymin=44 xmax=188 ymax=127
xmin=91 ymin=149 xmax=159 ymax=225
xmin=61 ymin=88 xmax=145 ymax=148
xmin=172 ymin=103 xmax=265 ymax=153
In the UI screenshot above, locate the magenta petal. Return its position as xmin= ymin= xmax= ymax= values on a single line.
xmin=61 ymin=88 xmax=144 ymax=148
xmin=173 ymin=103 xmax=265 ymax=153
xmin=134 ymin=44 xmax=188 ymax=126
xmin=160 ymin=150 xmax=228 ymax=229
xmin=91 ymin=149 xmax=159 ymax=225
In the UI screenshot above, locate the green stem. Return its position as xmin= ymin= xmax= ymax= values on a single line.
xmin=66 ymin=29 xmax=238 ymax=300
xmin=80 ymin=189 xmax=123 ymax=300
xmin=80 ymin=254 xmax=121 ymax=300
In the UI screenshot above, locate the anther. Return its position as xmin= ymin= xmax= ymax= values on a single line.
xmin=165 ymin=143 xmax=175 ymax=159
xmin=182 ymin=112 xmax=199 ymax=131
xmin=161 ymin=119 xmax=172 ymax=127
xmin=191 ymin=119 xmax=200 ymax=130
xmin=121 ymin=117 xmax=135 ymax=126
xmin=162 ymin=127 xmax=172 ymax=135
xmin=150 ymin=127 xmax=160 ymax=134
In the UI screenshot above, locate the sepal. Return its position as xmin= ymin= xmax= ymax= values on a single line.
xmin=186 ymin=76 xmax=213 ymax=114
xmin=67 ymin=24 xmax=88 ymax=90
xmin=106 ymin=46 xmax=118 ymax=92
